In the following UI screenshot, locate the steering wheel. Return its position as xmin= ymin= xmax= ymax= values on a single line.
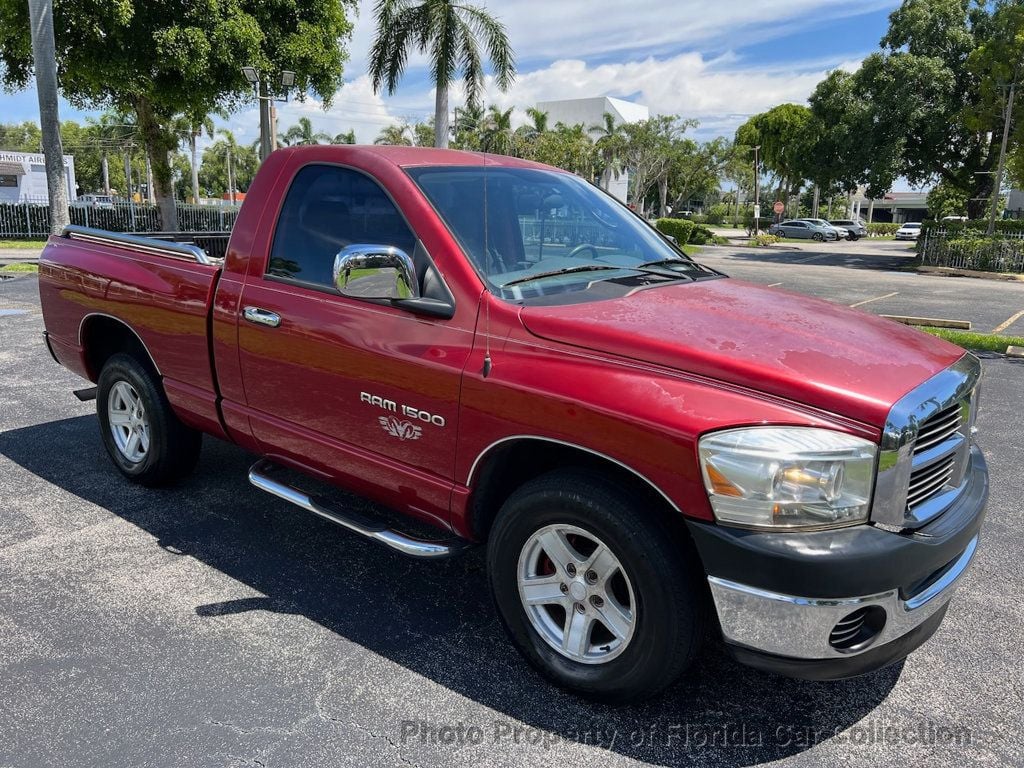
xmin=566 ymin=243 xmax=599 ymax=259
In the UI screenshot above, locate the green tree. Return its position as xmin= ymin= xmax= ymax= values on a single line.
xmin=374 ymin=122 xmax=413 ymax=146
xmin=0 ymin=0 xmax=356 ymax=229
xmin=479 ymin=105 xmax=515 ymax=155
xmin=590 ymin=112 xmax=627 ymax=193
xmin=332 ymin=129 xmax=357 ymax=144
xmin=0 ymin=121 xmax=41 ymax=151
xmin=199 ymin=129 xmax=257 ymax=199
xmin=171 ymin=114 xmax=215 ymax=203
xmin=622 ymin=116 xmax=695 ymax=215
xmin=667 ymin=137 xmax=732 ymax=215
xmin=807 ymin=0 xmax=1024 ymax=218
xmin=451 ymin=102 xmax=485 ymax=150
xmin=927 ymin=181 xmax=970 ymax=219
xmin=525 ymin=122 xmax=595 ymax=177
xmin=282 ymin=116 xmax=332 ymax=146
xmin=735 ymin=104 xmax=814 ymax=206
xmin=368 ymin=0 xmax=515 ymax=148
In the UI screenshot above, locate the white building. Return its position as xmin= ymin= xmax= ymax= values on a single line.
xmin=534 ymin=96 xmax=649 ymax=203
xmin=0 ymin=151 xmax=77 ymax=204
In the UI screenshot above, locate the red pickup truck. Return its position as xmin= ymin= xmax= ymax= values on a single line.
xmin=39 ymin=146 xmax=987 ymax=703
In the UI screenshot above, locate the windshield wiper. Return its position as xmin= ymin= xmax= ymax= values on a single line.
xmin=500 ymin=265 xmax=624 ymax=288
xmin=638 ymin=258 xmax=722 ymax=277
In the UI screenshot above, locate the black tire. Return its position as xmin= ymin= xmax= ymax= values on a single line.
xmin=96 ymin=353 xmax=201 ymax=486
xmin=847 ymin=234 xmax=859 ymax=241
xmin=487 ymin=469 xmax=707 ymax=703
xmin=812 ymin=232 xmax=825 ymax=242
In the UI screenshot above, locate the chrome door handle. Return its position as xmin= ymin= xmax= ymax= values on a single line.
xmin=243 ymin=306 xmax=281 ymax=328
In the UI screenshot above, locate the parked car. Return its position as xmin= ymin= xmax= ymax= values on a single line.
xmin=768 ymin=219 xmax=838 ymax=241
xmin=896 ymin=222 xmax=923 ymax=240
xmin=801 ymin=218 xmax=849 ymax=241
xmin=39 ymin=146 xmax=988 ymax=703
xmin=829 ymin=219 xmax=868 ymax=240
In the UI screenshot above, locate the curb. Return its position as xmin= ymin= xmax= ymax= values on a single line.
xmin=916 ymin=266 xmax=1024 ymax=282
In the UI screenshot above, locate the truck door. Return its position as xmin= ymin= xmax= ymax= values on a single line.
xmin=235 ymin=163 xmax=472 ymax=526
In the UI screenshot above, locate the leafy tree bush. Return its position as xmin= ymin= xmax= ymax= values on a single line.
xmin=688 ymin=224 xmax=718 ymax=245
xmin=655 ymin=218 xmax=696 ymax=244
xmin=750 ymin=233 xmax=781 ymax=246
xmin=867 ymin=223 xmax=900 ymax=236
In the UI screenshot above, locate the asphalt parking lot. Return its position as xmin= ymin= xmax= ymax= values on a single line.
xmin=697 ymin=240 xmax=1024 ymax=335
xmin=1 ymin=271 xmax=1022 ymax=768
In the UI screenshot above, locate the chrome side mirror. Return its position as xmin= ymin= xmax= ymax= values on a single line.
xmin=333 ymin=244 xmax=419 ymax=301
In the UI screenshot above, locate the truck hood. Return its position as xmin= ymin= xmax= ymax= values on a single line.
xmin=518 ymin=278 xmax=964 ymax=427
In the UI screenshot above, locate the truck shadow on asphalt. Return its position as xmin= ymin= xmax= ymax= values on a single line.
xmin=0 ymin=416 xmax=901 ymax=767
xmin=702 ymin=247 xmax=917 ymax=272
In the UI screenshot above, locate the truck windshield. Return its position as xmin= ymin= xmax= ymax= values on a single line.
xmin=407 ymin=166 xmax=717 ymax=302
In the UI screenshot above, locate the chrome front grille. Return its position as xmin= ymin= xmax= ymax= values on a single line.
xmin=913 ymin=404 xmax=962 ymax=455
xmin=872 ymin=355 xmax=981 ymax=530
xmin=907 ymin=454 xmax=956 ymax=509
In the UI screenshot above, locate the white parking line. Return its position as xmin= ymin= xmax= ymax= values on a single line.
xmin=794 ymin=254 xmax=828 ymax=263
xmin=767 ymin=282 xmax=784 ymax=287
xmin=992 ymin=309 xmax=1024 ymax=334
xmin=849 ymin=291 xmax=899 ymax=308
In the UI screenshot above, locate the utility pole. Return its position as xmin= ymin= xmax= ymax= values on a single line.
xmin=27 ymin=0 xmax=69 ymax=234
xmin=226 ymin=148 xmax=235 ymax=205
xmin=753 ymin=145 xmax=761 ymax=237
xmin=243 ymin=68 xmax=295 ymax=162
xmin=987 ymin=81 xmax=1017 ymax=237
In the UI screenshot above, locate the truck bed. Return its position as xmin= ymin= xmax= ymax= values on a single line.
xmin=38 ymin=226 xmax=227 ymax=438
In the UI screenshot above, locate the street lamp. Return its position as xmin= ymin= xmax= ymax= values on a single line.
xmin=752 ymin=145 xmax=761 ymax=237
xmin=242 ymin=67 xmax=298 ymax=161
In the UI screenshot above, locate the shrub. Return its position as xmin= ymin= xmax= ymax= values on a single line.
xmin=706 ymin=203 xmax=730 ymax=225
xmin=688 ymin=224 xmax=717 ymax=245
xmin=749 ymin=233 xmax=781 ymax=247
xmin=867 ymin=222 xmax=900 ymax=236
xmin=655 ymin=217 xmax=696 ymax=244
xmin=921 ymin=218 xmax=1024 ymax=236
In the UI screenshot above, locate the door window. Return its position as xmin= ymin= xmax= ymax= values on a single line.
xmin=268 ymin=164 xmax=417 ymax=287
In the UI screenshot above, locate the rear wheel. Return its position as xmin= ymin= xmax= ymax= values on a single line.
xmin=96 ymin=353 xmax=201 ymax=486
xmin=487 ymin=470 xmax=706 ymax=703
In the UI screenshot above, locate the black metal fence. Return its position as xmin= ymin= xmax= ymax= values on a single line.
xmin=0 ymin=199 xmax=240 ymax=239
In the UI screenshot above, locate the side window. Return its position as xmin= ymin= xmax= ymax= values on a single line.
xmin=268 ymin=164 xmax=417 ymax=287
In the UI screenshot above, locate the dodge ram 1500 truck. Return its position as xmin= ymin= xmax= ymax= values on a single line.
xmin=38 ymin=146 xmax=987 ymax=703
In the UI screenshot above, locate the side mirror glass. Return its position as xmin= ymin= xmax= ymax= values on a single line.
xmin=333 ymin=244 xmax=420 ymax=301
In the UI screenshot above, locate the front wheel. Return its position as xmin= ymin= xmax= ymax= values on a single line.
xmin=487 ymin=470 xmax=706 ymax=703
xmin=812 ymin=232 xmax=825 ymax=242
xmin=97 ymin=353 xmax=201 ymax=486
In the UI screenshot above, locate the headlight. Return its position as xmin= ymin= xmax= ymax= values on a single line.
xmin=698 ymin=427 xmax=876 ymax=530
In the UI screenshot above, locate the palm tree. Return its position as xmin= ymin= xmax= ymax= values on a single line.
xmin=452 ymin=103 xmax=485 ymax=150
xmin=525 ymin=107 xmax=549 ymax=137
xmin=171 ymin=114 xmax=215 ymax=204
xmin=27 ymin=0 xmax=69 ymax=230
xmin=85 ymin=112 xmax=127 ymax=197
xmin=480 ymin=105 xmax=515 ymax=155
xmin=282 ymin=117 xmax=332 ymax=146
xmin=374 ymin=123 xmax=413 ymax=146
xmin=211 ymin=129 xmax=240 ymax=204
xmin=368 ymin=0 xmax=515 ymax=149
xmin=590 ymin=112 xmax=626 ymax=192
xmin=332 ymin=129 xmax=357 ymax=145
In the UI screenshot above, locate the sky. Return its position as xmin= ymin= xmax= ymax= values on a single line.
xmin=0 ymin=0 xmax=901 ymax=154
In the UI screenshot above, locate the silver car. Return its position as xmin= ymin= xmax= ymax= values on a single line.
xmin=768 ymin=219 xmax=838 ymax=241
xmin=829 ymin=219 xmax=868 ymax=240
xmin=801 ymin=219 xmax=849 ymax=240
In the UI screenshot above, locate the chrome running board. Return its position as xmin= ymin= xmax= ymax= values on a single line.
xmin=247 ymin=459 xmax=469 ymax=559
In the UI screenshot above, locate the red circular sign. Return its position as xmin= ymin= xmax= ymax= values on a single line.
xmin=773 ymin=201 xmax=785 ymax=214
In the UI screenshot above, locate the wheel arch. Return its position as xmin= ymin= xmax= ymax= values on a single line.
xmin=465 ymin=436 xmax=685 ymax=542
xmin=79 ymin=313 xmax=161 ymax=382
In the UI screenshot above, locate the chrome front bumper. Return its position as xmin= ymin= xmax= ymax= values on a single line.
xmin=708 ymin=535 xmax=978 ymax=661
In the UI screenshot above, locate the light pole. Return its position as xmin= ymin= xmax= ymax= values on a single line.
xmin=752 ymin=145 xmax=761 ymax=237
xmin=242 ymin=68 xmax=296 ymax=162
xmin=987 ymin=80 xmax=1017 ymax=236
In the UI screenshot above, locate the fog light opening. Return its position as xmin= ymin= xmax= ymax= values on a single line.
xmin=828 ymin=605 xmax=886 ymax=653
